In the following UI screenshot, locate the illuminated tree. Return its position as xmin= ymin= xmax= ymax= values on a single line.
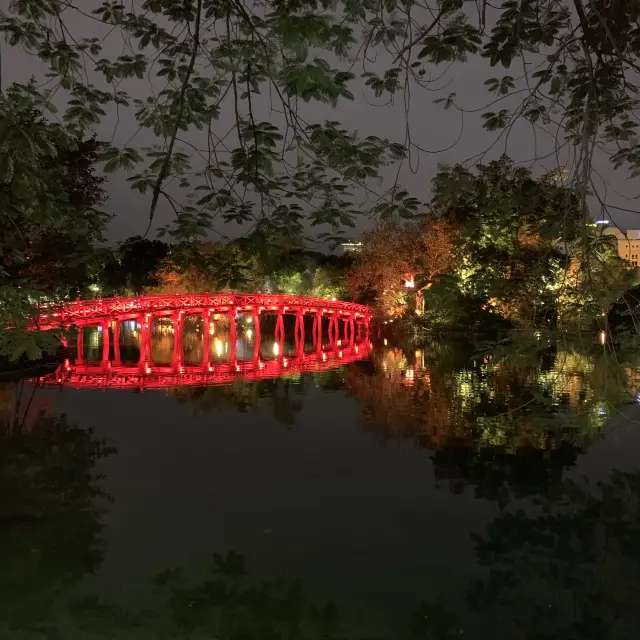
xmin=432 ymin=157 xmax=586 ymax=326
xmin=554 ymin=227 xmax=637 ymax=326
xmin=348 ymin=217 xmax=456 ymax=318
xmin=0 ymin=103 xmax=107 ymax=359
xmin=148 ymin=243 xmax=263 ymax=294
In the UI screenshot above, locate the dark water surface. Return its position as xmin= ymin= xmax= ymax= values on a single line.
xmin=3 ymin=335 xmax=640 ymax=638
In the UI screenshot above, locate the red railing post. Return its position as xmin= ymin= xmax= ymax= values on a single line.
xmin=202 ymin=309 xmax=211 ymax=369
xmin=101 ymin=318 xmax=110 ymax=363
xmin=228 ymin=306 xmax=237 ymax=365
xmin=76 ymin=325 xmax=84 ymax=365
xmin=113 ymin=319 xmax=121 ymax=366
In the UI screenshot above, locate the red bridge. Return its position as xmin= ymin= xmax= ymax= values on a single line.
xmin=34 ymin=294 xmax=373 ymax=389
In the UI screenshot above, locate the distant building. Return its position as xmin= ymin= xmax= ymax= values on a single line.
xmin=603 ymin=227 xmax=640 ymax=266
xmin=341 ymin=242 xmax=362 ymax=255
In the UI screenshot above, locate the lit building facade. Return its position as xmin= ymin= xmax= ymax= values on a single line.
xmin=602 ymin=227 xmax=640 ymax=266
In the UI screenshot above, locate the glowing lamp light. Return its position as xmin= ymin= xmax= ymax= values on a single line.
xmin=283 ymin=359 xmax=288 ymax=367
xmin=215 ymin=338 xmax=223 ymax=356
xmin=599 ymin=331 xmax=606 ymax=345
xmin=246 ymin=329 xmax=253 ymax=340
xmin=146 ymin=367 xmax=152 ymax=374
xmin=273 ymin=342 xmax=280 ymax=356
xmin=384 ymin=338 xmax=388 ymax=346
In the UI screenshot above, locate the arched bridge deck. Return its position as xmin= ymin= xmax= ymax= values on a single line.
xmin=37 ymin=293 xmax=372 ymax=329
xmin=35 ymin=293 xmax=373 ymax=378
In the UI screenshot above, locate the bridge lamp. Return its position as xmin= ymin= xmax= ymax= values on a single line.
xmin=273 ymin=342 xmax=280 ymax=356
xmin=215 ymin=338 xmax=223 ymax=357
xmin=246 ymin=329 xmax=253 ymax=340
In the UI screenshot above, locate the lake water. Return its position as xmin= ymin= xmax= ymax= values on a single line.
xmin=3 ymin=332 xmax=640 ymax=639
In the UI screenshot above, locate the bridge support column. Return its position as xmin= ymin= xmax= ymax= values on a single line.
xmin=202 ymin=310 xmax=211 ymax=368
xmin=228 ymin=307 xmax=237 ymax=364
xmin=172 ymin=312 xmax=183 ymax=366
xmin=113 ymin=319 xmax=121 ymax=366
xmin=328 ymin=314 xmax=339 ymax=347
xmin=312 ymin=311 xmax=322 ymax=353
xmin=101 ymin=318 xmax=110 ymax=364
xmin=294 ymin=311 xmax=305 ymax=356
xmin=347 ymin=314 xmax=355 ymax=345
xmin=275 ymin=308 xmax=285 ymax=346
xmin=138 ymin=314 xmax=149 ymax=369
xmin=76 ymin=325 xmax=84 ymax=365
xmin=252 ymin=309 xmax=261 ymax=361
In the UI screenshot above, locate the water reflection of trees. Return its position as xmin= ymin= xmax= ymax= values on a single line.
xmin=0 ymin=386 xmax=114 ymax=636
xmin=344 ymin=338 xmax=638 ymax=504
xmin=69 ymin=551 xmax=375 ymax=639
xmin=173 ymin=377 xmax=305 ymax=426
xmin=412 ymin=469 xmax=640 ymax=640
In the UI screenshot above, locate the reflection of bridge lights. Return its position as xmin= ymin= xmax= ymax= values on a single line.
xmin=246 ymin=329 xmax=253 ymax=340
xmin=236 ymin=364 xmax=240 ymax=372
xmin=337 ymin=339 xmax=341 ymax=346
xmin=599 ymin=331 xmax=606 ymax=345
xmin=215 ymin=339 xmax=223 ymax=356
xmin=273 ymin=342 xmax=280 ymax=356
xmin=384 ymin=338 xmax=388 ymax=345
xmin=355 ymin=346 xmax=359 ymax=354
xmin=146 ymin=367 xmax=152 ymax=374
xmin=283 ymin=359 xmax=288 ymax=367
xmin=322 ymin=353 xmax=327 ymax=361
xmin=339 ymin=351 xmax=343 ymax=358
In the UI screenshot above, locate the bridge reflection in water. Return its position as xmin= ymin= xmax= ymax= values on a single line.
xmin=36 ymin=294 xmax=372 ymax=389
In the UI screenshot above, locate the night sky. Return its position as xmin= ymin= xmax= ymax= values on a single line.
xmin=4 ymin=1 xmax=637 ymax=242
